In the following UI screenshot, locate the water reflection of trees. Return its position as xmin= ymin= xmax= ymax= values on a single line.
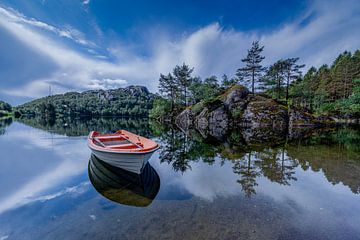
xmin=155 ymin=127 xmax=219 ymax=173
xmin=12 ymin=115 xmax=360 ymax=196
xmin=231 ymin=149 xmax=298 ymax=197
xmin=16 ymin=116 xmax=152 ymax=137
xmin=286 ymin=127 xmax=360 ymax=194
xmin=255 ymin=148 xmax=298 ymax=186
xmin=155 ymin=126 xmax=360 ymax=197
xmin=155 ymin=126 xmax=299 ymax=196
xmin=0 ymin=117 xmax=13 ymax=135
xmin=232 ymin=152 xmax=261 ymax=197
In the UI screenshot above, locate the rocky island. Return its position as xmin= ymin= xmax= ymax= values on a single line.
xmin=176 ymin=85 xmax=335 ymax=143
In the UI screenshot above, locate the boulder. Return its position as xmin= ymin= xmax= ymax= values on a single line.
xmin=223 ymin=85 xmax=250 ymax=110
xmin=239 ymin=95 xmax=288 ymax=128
xmin=288 ymin=107 xmax=317 ymax=127
xmin=195 ymin=108 xmax=209 ymax=137
xmin=208 ymin=106 xmax=229 ymax=139
xmin=175 ymin=108 xmax=194 ymax=130
xmin=175 ymin=84 xmax=335 ymax=143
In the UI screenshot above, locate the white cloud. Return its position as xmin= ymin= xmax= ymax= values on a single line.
xmin=0 ymin=124 xmax=90 ymax=214
xmin=83 ymin=0 xmax=90 ymax=5
xmin=0 ymin=6 xmax=95 ymax=47
xmin=0 ymin=0 xmax=360 ymax=102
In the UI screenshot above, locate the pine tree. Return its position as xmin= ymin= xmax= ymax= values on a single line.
xmin=261 ymin=60 xmax=286 ymax=100
xmin=158 ymin=73 xmax=179 ymax=112
xmin=331 ymin=51 xmax=359 ymax=99
xmin=221 ymin=74 xmax=237 ymax=89
xmin=173 ymin=63 xmax=194 ymax=106
xmin=236 ymin=41 xmax=266 ymax=94
xmin=283 ymin=58 xmax=305 ymax=101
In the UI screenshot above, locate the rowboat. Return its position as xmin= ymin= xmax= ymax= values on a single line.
xmin=87 ymin=130 xmax=160 ymax=174
xmin=88 ymin=154 xmax=160 ymax=207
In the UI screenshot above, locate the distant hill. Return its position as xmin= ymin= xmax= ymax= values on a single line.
xmin=15 ymin=85 xmax=154 ymax=118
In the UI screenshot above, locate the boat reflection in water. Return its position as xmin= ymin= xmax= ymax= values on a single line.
xmin=88 ymin=154 xmax=161 ymax=207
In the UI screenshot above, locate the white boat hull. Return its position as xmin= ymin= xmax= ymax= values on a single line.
xmin=90 ymin=148 xmax=155 ymax=174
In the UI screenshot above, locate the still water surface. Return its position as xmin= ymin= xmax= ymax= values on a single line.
xmin=0 ymin=117 xmax=360 ymax=240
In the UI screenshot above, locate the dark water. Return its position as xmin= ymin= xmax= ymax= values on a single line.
xmin=0 ymin=117 xmax=360 ymax=240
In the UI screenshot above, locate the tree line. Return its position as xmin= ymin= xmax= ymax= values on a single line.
xmin=14 ymin=86 xmax=154 ymax=118
xmin=152 ymin=41 xmax=360 ymax=119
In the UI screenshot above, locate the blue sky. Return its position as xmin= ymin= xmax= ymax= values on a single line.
xmin=0 ymin=0 xmax=360 ymax=104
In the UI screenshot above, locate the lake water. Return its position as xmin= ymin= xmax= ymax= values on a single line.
xmin=0 ymin=117 xmax=360 ymax=240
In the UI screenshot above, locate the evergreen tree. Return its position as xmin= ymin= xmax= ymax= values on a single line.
xmin=289 ymin=66 xmax=317 ymax=109
xmin=188 ymin=77 xmax=203 ymax=104
xmin=158 ymin=73 xmax=179 ymax=112
xmin=173 ymin=63 xmax=194 ymax=106
xmin=330 ymin=51 xmax=359 ymax=99
xmin=283 ymin=58 xmax=305 ymax=101
xmin=236 ymin=41 xmax=266 ymax=94
xmin=221 ymin=74 xmax=237 ymax=89
xmin=262 ymin=60 xmax=286 ymax=100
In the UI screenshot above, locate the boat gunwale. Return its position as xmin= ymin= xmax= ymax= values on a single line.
xmin=88 ymin=131 xmax=160 ymax=155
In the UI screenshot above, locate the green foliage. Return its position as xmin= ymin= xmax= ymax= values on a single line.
xmin=191 ymin=101 xmax=204 ymax=115
xmin=221 ymin=74 xmax=237 ymax=89
xmin=336 ymin=79 xmax=360 ymax=116
xmin=236 ymin=41 xmax=266 ymax=93
xmin=17 ymin=116 xmax=152 ymax=137
xmin=189 ymin=76 xmax=222 ymax=104
xmin=173 ymin=63 xmax=195 ymax=106
xmin=231 ymin=106 xmax=243 ymax=118
xmin=15 ymin=86 xmax=154 ymax=118
xmin=262 ymin=58 xmax=304 ymax=101
xmin=289 ymin=50 xmax=360 ymax=117
xmin=0 ymin=101 xmax=12 ymax=112
xmin=149 ymin=97 xmax=172 ymax=119
xmin=155 ymin=64 xmax=226 ymax=120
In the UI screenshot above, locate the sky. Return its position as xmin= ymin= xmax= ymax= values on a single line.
xmin=0 ymin=0 xmax=360 ymax=105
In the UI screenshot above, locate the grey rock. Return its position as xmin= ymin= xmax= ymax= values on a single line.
xmin=208 ymin=106 xmax=228 ymax=139
xmin=176 ymin=109 xmax=194 ymax=130
xmin=195 ymin=108 xmax=209 ymax=137
xmin=223 ymin=86 xmax=250 ymax=110
xmin=240 ymin=96 xmax=288 ymax=128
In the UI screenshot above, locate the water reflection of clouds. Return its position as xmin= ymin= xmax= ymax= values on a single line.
xmin=257 ymin=167 xmax=360 ymax=233
xmin=151 ymin=148 xmax=360 ymax=234
xmin=150 ymin=153 xmax=242 ymax=201
xmin=0 ymin=122 xmax=89 ymax=214
xmin=151 ymin=148 xmax=360 ymax=207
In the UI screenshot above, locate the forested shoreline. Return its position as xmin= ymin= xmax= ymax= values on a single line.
xmin=1 ymin=45 xmax=359 ymax=122
xmin=151 ymin=43 xmax=360 ymax=121
xmin=13 ymin=85 xmax=154 ymax=118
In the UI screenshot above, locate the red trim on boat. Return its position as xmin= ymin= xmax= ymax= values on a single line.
xmin=87 ymin=130 xmax=160 ymax=154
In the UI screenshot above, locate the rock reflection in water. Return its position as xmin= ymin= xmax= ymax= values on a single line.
xmin=155 ymin=126 xmax=360 ymax=197
xmin=88 ymin=155 xmax=160 ymax=207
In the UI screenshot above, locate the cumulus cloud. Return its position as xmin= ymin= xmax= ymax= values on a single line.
xmin=0 ymin=0 xmax=360 ymax=103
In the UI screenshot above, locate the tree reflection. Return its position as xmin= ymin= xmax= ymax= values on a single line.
xmin=157 ymin=128 xmax=198 ymax=173
xmin=16 ymin=116 xmax=152 ymax=137
xmin=256 ymin=148 xmax=298 ymax=186
xmin=15 ymin=115 xmax=360 ymax=196
xmin=0 ymin=117 xmax=12 ymax=135
xmin=233 ymin=151 xmax=261 ymax=197
xmin=155 ymin=126 xmax=301 ymax=196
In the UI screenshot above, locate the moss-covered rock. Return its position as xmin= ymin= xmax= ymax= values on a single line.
xmin=176 ymin=84 xmax=335 ymax=141
xmin=239 ymin=95 xmax=288 ymax=128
